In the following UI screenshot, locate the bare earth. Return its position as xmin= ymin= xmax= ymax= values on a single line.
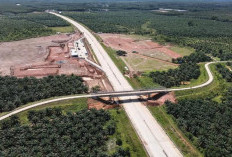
xmin=98 ymin=33 xmax=180 ymax=71
xmin=99 ymin=33 xmax=182 ymax=60
xmin=0 ymin=33 xmax=113 ymax=92
xmin=0 ymin=34 xmax=70 ymax=75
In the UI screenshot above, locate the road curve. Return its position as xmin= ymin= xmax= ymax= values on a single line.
xmin=0 ymin=61 xmax=219 ymax=121
xmin=0 ymin=13 xmax=228 ymax=157
xmin=0 ymin=61 xmax=223 ymax=122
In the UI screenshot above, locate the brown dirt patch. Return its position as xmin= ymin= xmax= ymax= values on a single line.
xmin=0 ymin=32 xmax=113 ymax=92
xmin=146 ymin=92 xmax=176 ymax=106
xmin=98 ymin=33 xmax=182 ymax=61
xmin=0 ymin=34 xmax=71 ymax=75
xmin=88 ymin=98 xmax=119 ymax=110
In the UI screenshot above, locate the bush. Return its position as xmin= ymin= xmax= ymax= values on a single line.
xmin=116 ymin=50 xmax=127 ymax=56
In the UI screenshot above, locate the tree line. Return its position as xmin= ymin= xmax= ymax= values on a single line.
xmin=216 ymin=63 xmax=232 ymax=82
xmin=172 ymin=52 xmax=211 ymax=64
xmin=166 ymin=87 xmax=232 ymax=157
xmin=0 ymin=16 xmax=52 ymax=42
xmin=149 ymin=63 xmax=200 ymax=88
xmin=12 ymin=13 xmax=70 ymax=27
xmin=0 ymin=108 xmax=130 ymax=156
xmin=64 ymin=9 xmax=232 ymax=61
xmin=0 ymin=13 xmax=70 ymax=42
xmin=0 ymin=75 xmax=88 ymax=113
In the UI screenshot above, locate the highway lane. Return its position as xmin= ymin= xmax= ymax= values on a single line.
xmin=49 ymin=12 xmax=182 ymax=157
xmin=1 ymin=13 xmax=228 ymax=157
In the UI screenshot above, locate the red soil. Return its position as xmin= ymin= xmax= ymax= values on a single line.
xmin=88 ymin=98 xmax=119 ymax=110
xmin=147 ymin=92 xmax=176 ymax=106
xmin=98 ymin=33 xmax=181 ymax=59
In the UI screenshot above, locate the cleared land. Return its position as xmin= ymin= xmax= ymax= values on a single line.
xmin=124 ymin=56 xmax=177 ymax=72
xmin=0 ymin=34 xmax=70 ymax=75
xmin=99 ymin=33 xmax=179 ymax=71
xmin=0 ymin=32 xmax=111 ymax=91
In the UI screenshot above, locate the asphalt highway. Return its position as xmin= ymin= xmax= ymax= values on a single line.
xmin=1 ymin=12 xmax=228 ymax=157
xmin=49 ymin=12 xmax=182 ymax=157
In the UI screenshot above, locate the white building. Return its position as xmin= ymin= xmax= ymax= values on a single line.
xmin=70 ymin=38 xmax=88 ymax=58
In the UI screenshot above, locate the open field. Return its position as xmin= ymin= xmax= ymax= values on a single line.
xmin=99 ymin=33 xmax=181 ymax=60
xmin=50 ymin=26 xmax=74 ymax=33
xmin=169 ymin=46 xmax=195 ymax=56
xmin=0 ymin=34 xmax=70 ymax=75
xmin=99 ymin=33 xmax=179 ymax=72
xmin=124 ymin=55 xmax=177 ymax=72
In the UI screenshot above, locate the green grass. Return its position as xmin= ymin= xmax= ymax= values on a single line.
xmin=124 ymin=56 xmax=177 ymax=72
xmin=175 ymin=64 xmax=226 ymax=99
xmin=50 ymin=26 xmax=74 ymax=33
xmin=16 ymin=98 xmax=87 ymax=124
xmin=101 ymin=44 xmax=128 ymax=73
xmin=212 ymin=95 xmax=223 ymax=103
xmin=109 ymin=108 xmax=147 ymax=157
xmin=128 ymin=63 xmax=207 ymax=90
xmin=149 ymin=106 xmax=203 ymax=157
xmin=0 ymin=94 xmax=86 ymax=118
xmin=170 ymin=46 xmax=195 ymax=56
xmin=136 ymin=76 xmax=161 ymax=89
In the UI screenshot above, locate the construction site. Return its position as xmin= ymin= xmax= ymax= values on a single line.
xmin=0 ymin=31 xmax=176 ymax=109
xmin=0 ymin=32 xmax=113 ymax=94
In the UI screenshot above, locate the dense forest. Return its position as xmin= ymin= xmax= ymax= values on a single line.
xmin=1 ymin=1 xmax=232 ymax=60
xmin=149 ymin=63 xmax=200 ymax=87
xmin=166 ymin=87 xmax=232 ymax=157
xmin=172 ymin=52 xmax=211 ymax=64
xmin=0 ymin=13 xmax=69 ymax=42
xmin=63 ymin=4 xmax=232 ymax=60
xmin=0 ymin=108 xmax=130 ymax=156
xmin=0 ymin=75 xmax=88 ymax=113
xmin=1 ymin=1 xmax=232 ymax=14
xmin=227 ymin=62 xmax=232 ymax=68
xmin=12 ymin=13 xmax=70 ymax=27
xmin=0 ymin=16 xmax=52 ymax=42
xmin=216 ymin=63 xmax=232 ymax=82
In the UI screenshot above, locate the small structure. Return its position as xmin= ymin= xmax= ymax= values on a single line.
xmin=70 ymin=38 xmax=88 ymax=58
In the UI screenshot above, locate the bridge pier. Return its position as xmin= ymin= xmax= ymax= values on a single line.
xmin=93 ymin=96 xmax=116 ymax=105
xmin=148 ymin=94 xmax=151 ymax=99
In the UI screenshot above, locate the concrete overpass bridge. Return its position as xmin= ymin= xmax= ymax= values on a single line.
xmin=0 ymin=61 xmax=229 ymax=122
xmin=91 ymin=88 xmax=168 ymax=98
